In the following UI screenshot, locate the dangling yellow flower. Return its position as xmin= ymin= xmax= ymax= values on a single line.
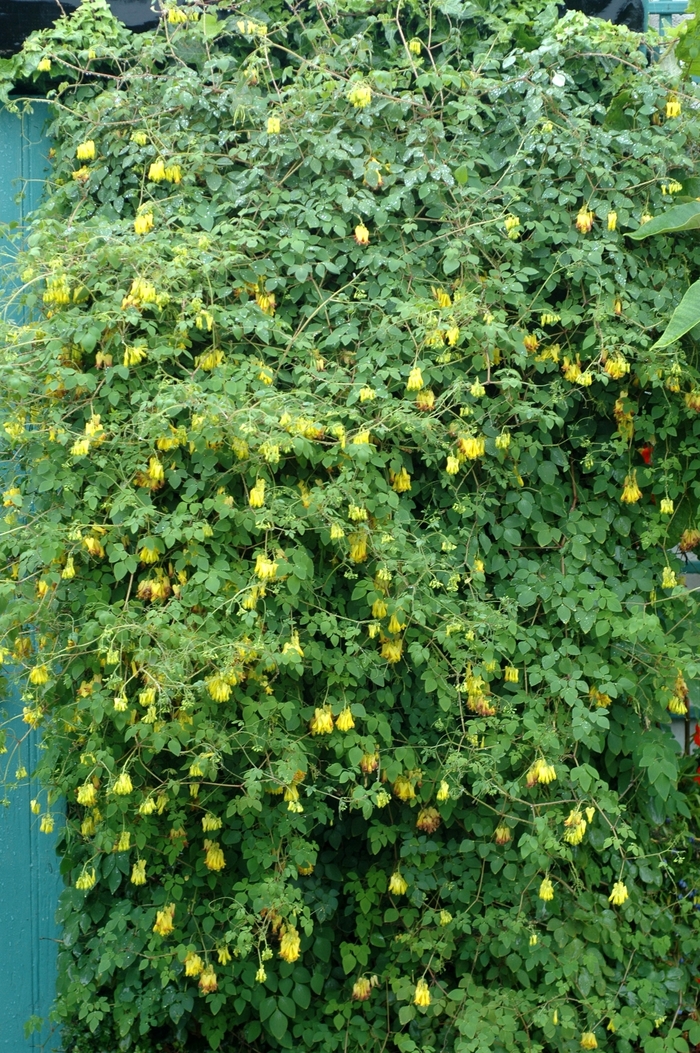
xmin=204 ymin=840 xmax=226 ymax=871
xmin=607 ymin=210 xmax=617 ymax=231
xmin=185 ymin=952 xmax=204 ymax=977
xmin=40 ymin=814 xmax=55 ymax=833
xmin=267 ymin=116 xmax=281 ymax=135
xmin=354 ymin=223 xmax=370 ymax=245
xmin=504 ymin=666 xmax=519 ymax=683
xmin=436 ymin=780 xmax=449 ymax=802
xmin=413 ymin=979 xmax=431 ymax=1007
xmin=279 ymin=926 xmax=301 ymax=962
xmin=576 ymin=208 xmax=594 ymax=233
xmin=113 ymin=771 xmax=133 ymax=795
xmin=580 ymin=1032 xmax=598 ymax=1050
xmin=608 ymin=881 xmax=628 ymax=906
xmin=77 ymin=782 xmax=97 ymax=806
xmin=347 ymin=84 xmax=372 ymax=108
xmin=391 ymin=467 xmax=412 ymax=493
xmin=660 ymin=498 xmax=674 ymax=515
xmin=76 ymin=140 xmax=96 ymax=161
xmin=538 ymin=877 xmax=554 ymax=901
xmin=153 ymin=903 xmax=176 ymax=936
xmin=131 ymin=859 xmax=147 ymax=885
xmin=217 ymin=946 xmax=232 ymax=965
xmin=661 ymin=566 xmax=677 ymax=589
xmin=75 ymin=868 xmax=96 ymax=890
xmin=29 ymin=665 xmax=50 ymax=685
xmin=310 ymin=707 xmax=334 ymax=734
xmin=620 ymin=472 xmax=642 ymax=504
xmin=407 ymin=367 xmax=424 ymax=392
xmin=388 ymin=871 xmax=408 ymax=895
xmin=666 ymin=96 xmax=681 ymax=118
xmin=134 ymin=212 xmax=154 ymax=235
xmin=336 ymin=707 xmax=355 ymax=732
xmin=381 ymin=637 xmax=403 ymax=663
xmin=249 ymin=479 xmax=265 ymax=508
xmin=199 ymin=966 xmax=218 ymax=993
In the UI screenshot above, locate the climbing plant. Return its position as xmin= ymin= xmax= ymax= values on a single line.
xmin=2 ymin=0 xmax=700 ymax=1050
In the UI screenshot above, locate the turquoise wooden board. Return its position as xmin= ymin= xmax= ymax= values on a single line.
xmin=0 ymin=103 xmax=64 ymax=1053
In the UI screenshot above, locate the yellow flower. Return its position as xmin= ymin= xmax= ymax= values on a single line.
xmin=62 ymin=557 xmax=76 ymax=579
xmin=640 ymin=212 xmax=653 ymax=225
xmin=148 ymin=159 xmax=166 ymax=182
xmin=504 ymin=214 xmax=520 ymax=237
xmin=310 ymin=707 xmax=334 ymax=734
xmin=387 ymin=613 xmax=405 ymax=635
xmin=408 ymin=38 xmax=422 ymax=54
xmin=660 ymin=498 xmax=674 ymax=515
xmin=30 ymin=799 xmax=41 ymax=815
xmin=204 ymin=840 xmax=226 ymax=871
xmin=40 ymin=814 xmax=55 ymax=833
xmin=254 ymin=554 xmax=278 ymax=581
xmin=473 ymin=558 xmax=485 ymax=574
xmin=563 ymin=810 xmax=587 ymax=845
xmin=580 ymin=1032 xmax=598 ymax=1050
xmin=668 ymin=693 xmax=687 ymax=715
xmin=347 ymin=84 xmax=372 ymax=108
xmin=439 ymin=909 xmax=452 ymax=925
xmin=123 ymin=344 xmax=147 ymax=367
xmin=381 ymin=638 xmax=403 ymax=664
xmin=217 ymin=946 xmax=231 ymax=965
xmin=37 ymin=57 xmax=51 ymax=71
xmin=113 ymin=771 xmax=133 ymax=795
xmin=494 ymin=823 xmax=511 ymax=845
xmin=372 ymin=598 xmax=388 ymax=619
xmin=29 ymin=665 xmax=50 ymax=685
xmin=603 ymin=352 xmax=629 ymax=380
xmin=75 ymin=868 xmax=96 ymax=890
xmin=134 ymin=212 xmax=154 ymax=235
xmin=352 ymin=429 xmax=371 ymax=445
xmin=662 ymin=566 xmax=677 ymax=589
xmin=416 ymin=389 xmax=436 ymax=410
xmin=607 ymin=210 xmax=617 ymax=231
xmin=279 ymin=926 xmax=301 ymax=962
xmin=413 ymin=979 xmax=431 ymax=1007
xmin=153 ymin=903 xmax=176 ymax=936
xmin=255 ymin=965 xmax=267 ymax=982
xmin=185 ymin=952 xmax=204 ymax=977
xmin=131 ymin=859 xmax=147 ymax=885
xmin=354 ymin=222 xmax=370 ymax=245
xmin=666 ymin=96 xmax=681 ymax=118
xmin=202 ymin=813 xmax=222 ymax=832
xmin=620 ymin=472 xmax=642 ymax=504
xmin=538 ymin=763 xmax=557 ymax=785
xmin=445 ymin=326 xmax=460 ymax=346
xmin=199 ymin=966 xmax=217 ymax=993
xmin=352 ymin=976 xmax=372 ymax=1000
xmin=72 ymin=165 xmax=90 ymax=183
xmin=458 ymin=435 xmax=485 ymax=459
xmin=495 ymin=432 xmax=510 ymax=451
xmin=576 ymin=208 xmax=594 ymax=233
xmin=389 ymin=871 xmax=408 ymax=895
xmin=609 ymin=881 xmax=628 ymax=906
xmin=538 ymin=877 xmax=554 ymax=902
xmin=336 ymin=707 xmax=355 ymax=732
xmin=407 ymin=367 xmax=424 ymax=392
xmin=470 ymin=380 xmax=485 ymax=398
xmin=131 ymin=130 xmax=148 ymax=145
xmin=249 ymin=479 xmax=266 ymax=508
xmin=77 ymin=782 xmax=97 ymax=806
xmin=349 ymin=533 xmax=368 ymax=563
xmin=167 ymin=6 xmax=188 ymax=22
xmin=76 ymin=140 xmax=96 ymax=161
xmin=267 ymin=116 xmax=281 ymax=134
xmin=436 ymin=780 xmax=449 ymax=802
xmin=393 ymin=775 xmax=416 ymax=801
xmin=504 ymin=666 xmax=518 ymax=683
xmin=115 ymin=830 xmax=131 ymax=852
xmin=391 ymin=467 xmax=412 ymax=493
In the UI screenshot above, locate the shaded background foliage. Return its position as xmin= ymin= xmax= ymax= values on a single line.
xmin=2 ymin=0 xmax=700 ymax=1051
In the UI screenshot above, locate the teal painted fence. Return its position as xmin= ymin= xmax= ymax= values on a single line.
xmin=0 ymin=105 xmax=64 ymax=1053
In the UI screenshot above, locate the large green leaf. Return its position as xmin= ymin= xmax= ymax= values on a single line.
xmin=628 ymin=201 xmax=700 ymax=239
xmin=653 ymin=278 xmax=700 ymax=348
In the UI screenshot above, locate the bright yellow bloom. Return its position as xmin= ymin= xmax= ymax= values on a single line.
xmin=607 ymin=210 xmax=617 ymax=231
xmin=255 ymin=965 xmax=267 ymax=982
xmin=495 ymin=432 xmax=510 ymax=451
xmin=347 ymin=84 xmax=372 ymax=108
xmin=76 ymin=140 xmax=96 ymax=161
xmin=352 ymin=976 xmax=372 ymax=1000
xmin=134 ymin=212 xmax=154 ymax=235
xmin=576 ymin=208 xmax=594 ymax=233
xmin=37 ymin=57 xmax=51 ymax=71
xmin=504 ymin=666 xmax=518 ymax=683
xmin=310 ymin=707 xmax=334 ymax=734
xmin=349 ymin=533 xmax=368 ymax=563
xmin=77 ymin=782 xmax=97 ymax=806
xmin=408 ymin=38 xmax=421 ymax=54
xmin=609 ymin=881 xmax=628 ymax=906
xmin=76 ymin=868 xmax=96 ymax=890
xmin=416 ymin=389 xmax=436 ymax=410
xmin=62 ymin=557 xmax=76 ymax=579
xmin=620 ymin=472 xmax=642 ymax=504
xmin=217 ymin=946 xmax=232 ymax=965
xmin=115 ymin=830 xmax=131 ymax=852
xmin=202 ymin=813 xmax=222 ymax=832
xmin=123 ymin=344 xmax=147 ymax=367
xmin=30 ymin=799 xmax=41 ymax=815
xmin=563 ymin=810 xmax=587 ymax=845
xmin=388 ymin=613 xmax=405 ymax=635
xmin=199 ymin=966 xmax=217 ymax=993
xmin=254 ymin=554 xmax=278 ymax=581
xmin=389 ymin=871 xmax=408 ymax=895
xmin=40 ymin=814 xmax=54 ymax=833
xmin=148 ymin=159 xmax=166 ymax=182
xmin=391 ymin=467 xmax=412 ymax=493
xmin=407 ymin=367 xmax=424 ymax=392
xmin=248 ymin=479 xmax=265 ymax=508
xmin=354 ymin=223 xmax=370 ymax=245
xmin=446 ymin=455 xmax=460 ymax=475
xmin=153 ymin=903 xmax=176 ymax=936
xmin=580 ymin=1032 xmax=598 ymax=1050
xmin=666 ymin=96 xmax=681 ymax=118
xmin=113 ymin=771 xmax=133 ymax=795
xmin=372 ymin=598 xmax=388 ymax=619
xmin=529 ymin=933 xmax=538 ymax=946
xmin=470 ymin=380 xmax=486 ymax=398
xmin=131 ymin=859 xmax=147 ymax=885
xmin=393 ymin=775 xmax=416 ymax=801
xmin=494 ymin=823 xmax=511 ymax=845
xmin=538 ymin=763 xmax=557 ymax=785
xmin=458 ymin=435 xmax=485 ymax=459
xmin=538 ymin=877 xmax=554 ymax=902
xmin=29 ymin=665 xmax=50 ymax=685
xmin=381 ymin=637 xmax=403 ymax=663
xmin=185 ymin=952 xmax=204 ymax=977
xmin=131 ymin=130 xmax=148 ymax=146
xmin=662 ymin=566 xmax=677 ymax=589
xmin=204 ymin=840 xmax=226 ymax=871
xmin=439 ymin=909 xmax=452 ymax=925
xmin=413 ymin=979 xmax=431 ymax=1007
xmin=660 ymin=498 xmax=674 ymax=515
xmin=279 ymin=926 xmax=301 ymax=962
xmin=267 ymin=116 xmax=281 ymax=134
xmin=336 ymin=707 xmax=355 ymax=732
xmin=436 ymin=780 xmax=449 ymax=802
xmin=668 ymin=693 xmax=687 ymax=715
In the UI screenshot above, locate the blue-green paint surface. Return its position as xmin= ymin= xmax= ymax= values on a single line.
xmin=0 ymin=104 xmax=64 ymax=1053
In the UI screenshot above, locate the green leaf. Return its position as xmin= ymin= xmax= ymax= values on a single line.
xmin=627 ymin=202 xmax=700 ymax=239
xmin=652 ymin=278 xmax=700 ymax=348
xmin=267 ymin=1009 xmax=288 ymax=1041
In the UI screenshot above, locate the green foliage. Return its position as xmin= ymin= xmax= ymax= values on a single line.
xmin=3 ymin=1 xmax=700 ymax=1051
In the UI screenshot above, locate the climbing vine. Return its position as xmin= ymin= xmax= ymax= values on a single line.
xmin=2 ymin=0 xmax=700 ymax=1050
